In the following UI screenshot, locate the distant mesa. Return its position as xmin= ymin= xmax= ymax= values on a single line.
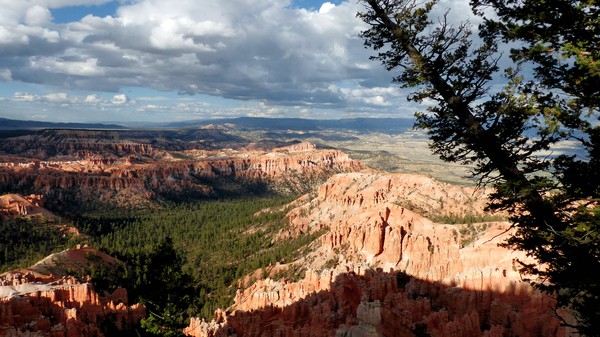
xmin=0 ymin=116 xmax=415 ymax=134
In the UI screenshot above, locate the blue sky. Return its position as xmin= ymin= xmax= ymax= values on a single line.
xmin=50 ymin=1 xmax=120 ymax=23
xmin=0 ymin=0 xmax=469 ymax=124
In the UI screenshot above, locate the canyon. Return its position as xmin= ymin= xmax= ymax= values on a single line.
xmin=0 ymin=140 xmax=363 ymax=210
xmin=0 ymin=128 xmax=569 ymax=336
xmin=184 ymin=173 xmax=567 ymax=337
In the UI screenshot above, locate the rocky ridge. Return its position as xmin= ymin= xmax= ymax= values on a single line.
xmin=185 ymin=172 xmax=566 ymax=337
xmin=0 ymin=128 xmax=243 ymax=160
xmin=0 ymin=142 xmax=363 ymax=209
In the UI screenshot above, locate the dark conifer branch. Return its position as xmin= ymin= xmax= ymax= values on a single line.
xmin=359 ymin=0 xmax=600 ymax=334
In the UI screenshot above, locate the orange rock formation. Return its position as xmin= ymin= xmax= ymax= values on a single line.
xmin=0 ymin=194 xmax=49 ymax=218
xmin=184 ymin=172 xmax=566 ymax=337
xmin=0 ymin=248 xmax=145 ymax=337
xmin=0 ymin=142 xmax=363 ymax=207
xmin=0 ymin=283 xmax=145 ymax=337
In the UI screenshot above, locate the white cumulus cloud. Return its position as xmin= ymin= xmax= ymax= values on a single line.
xmin=1 ymin=1 xmax=381 ymax=107
xmin=84 ymin=94 xmax=101 ymax=103
xmin=24 ymin=5 xmax=52 ymax=26
xmin=111 ymin=93 xmax=129 ymax=105
xmin=44 ymin=92 xmax=69 ymax=102
xmin=319 ymin=2 xmax=336 ymax=13
xmin=13 ymin=92 xmax=38 ymax=101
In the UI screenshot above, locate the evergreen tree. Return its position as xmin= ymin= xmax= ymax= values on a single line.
xmin=136 ymin=237 xmax=195 ymax=336
xmin=358 ymin=0 xmax=599 ymax=334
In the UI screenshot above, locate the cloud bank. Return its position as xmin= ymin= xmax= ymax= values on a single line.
xmin=0 ymin=0 xmax=474 ymax=122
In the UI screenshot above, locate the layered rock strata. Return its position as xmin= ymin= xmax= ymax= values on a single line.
xmin=0 ymin=128 xmax=244 ymax=160
xmin=0 ymin=142 xmax=363 ymax=208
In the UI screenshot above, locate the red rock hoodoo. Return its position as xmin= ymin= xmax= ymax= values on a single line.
xmin=0 ymin=248 xmax=145 ymax=337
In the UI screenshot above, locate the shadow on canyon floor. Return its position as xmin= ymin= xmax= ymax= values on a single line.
xmin=194 ymin=268 xmax=566 ymax=337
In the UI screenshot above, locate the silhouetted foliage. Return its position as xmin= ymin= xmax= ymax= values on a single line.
xmin=413 ymin=323 xmax=432 ymax=337
xmin=133 ymin=237 xmax=195 ymax=336
xmin=396 ymin=271 xmax=411 ymax=288
xmin=359 ymin=0 xmax=599 ymax=334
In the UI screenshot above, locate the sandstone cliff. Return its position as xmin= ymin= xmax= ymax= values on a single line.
xmin=184 ymin=172 xmax=565 ymax=337
xmin=0 ymin=142 xmax=363 ymax=210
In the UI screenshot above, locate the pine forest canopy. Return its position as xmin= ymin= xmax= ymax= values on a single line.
xmin=358 ymin=0 xmax=599 ymax=335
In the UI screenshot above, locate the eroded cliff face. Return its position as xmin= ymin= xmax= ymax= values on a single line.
xmin=185 ymin=173 xmax=565 ymax=337
xmin=0 ymin=142 xmax=363 ymax=209
xmin=0 ymin=248 xmax=145 ymax=337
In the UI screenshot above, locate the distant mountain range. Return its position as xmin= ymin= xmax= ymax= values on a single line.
xmin=0 ymin=116 xmax=416 ymax=133
xmin=164 ymin=117 xmax=416 ymax=133
xmin=0 ymin=117 xmax=126 ymax=130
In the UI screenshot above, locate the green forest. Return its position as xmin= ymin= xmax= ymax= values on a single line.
xmin=0 ymin=217 xmax=79 ymax=271
xmin=1 ymin=195 xmax=318 ymax=336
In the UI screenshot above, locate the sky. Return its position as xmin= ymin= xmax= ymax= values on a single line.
xmin=0 ymin=0 xmax=475 ymax=124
